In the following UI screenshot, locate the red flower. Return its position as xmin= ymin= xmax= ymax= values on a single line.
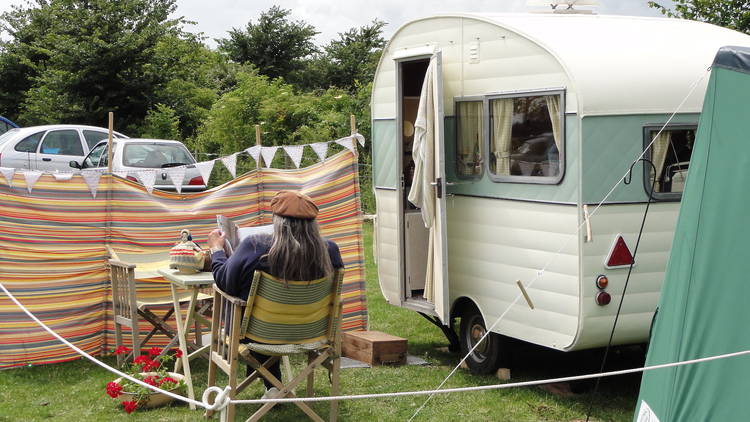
xmin=122 ymin=400 xmax=138 ymax=414
xmin=143 ymin=375 xmax=159 ymax=386
xmin=158 ymin=376 xmax=178 ymax=386
xmin=174 ymin=348 xmax=183 ymax=358
xmin=113 ymin=346 xmax=130 ymax=355
xmin=133 ymin=355 xmax=150 ymax=365
xmin=147 ymin=347 xmax=161 ymax=357
xmin=106 ymin=381 xmax=123 ymax=398
xmin=142 ymin=359 xmax=160 ymax=372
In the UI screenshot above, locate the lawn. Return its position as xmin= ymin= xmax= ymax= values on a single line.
xmin=0 ymin=221 xmax=642 ymax=421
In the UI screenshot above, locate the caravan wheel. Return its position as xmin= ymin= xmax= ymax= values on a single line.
xmin=459 ymin=306 xmax=501 ymax=375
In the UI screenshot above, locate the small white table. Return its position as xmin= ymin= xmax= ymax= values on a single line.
xmin=158 ymin=268 xmax=214 ymax=409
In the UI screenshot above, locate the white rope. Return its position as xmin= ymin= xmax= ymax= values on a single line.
xmin=0 ymin=282 xmax=208 ymax=409
xmin=409 ymin=67 xmax=711 ymax=421
xmin=230 ymin=348 xmax=750 ymax=404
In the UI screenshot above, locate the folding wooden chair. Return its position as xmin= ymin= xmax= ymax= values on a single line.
xmin=109 ymin=259 xmax=211 ymax=365
xmin=206 ymin=268 xmax=344 ymax=422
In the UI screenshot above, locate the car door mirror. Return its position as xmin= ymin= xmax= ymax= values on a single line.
xmin=69 ymin=160 xmax=81 ymax=169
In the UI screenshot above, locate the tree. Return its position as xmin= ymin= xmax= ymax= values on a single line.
xmin=0 ymin=0 xmax=207 ymax=133
xmin=316 ymin=20 xmax=386 ymax=92
xmin=217 ymin=6 xmax=318 ymax=84
xmin=649 ymin=0 xmax=750 ymax=34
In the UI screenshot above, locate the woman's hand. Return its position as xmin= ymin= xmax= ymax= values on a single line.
xmin=207 ymin=229 xmax=226 ymax=250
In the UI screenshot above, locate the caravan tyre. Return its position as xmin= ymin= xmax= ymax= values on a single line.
xmin=459 ymin=306 xmax=501 ymax=375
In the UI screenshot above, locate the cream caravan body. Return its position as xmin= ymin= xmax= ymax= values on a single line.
xmin=370 ymin=13 xmax=750 ymax=372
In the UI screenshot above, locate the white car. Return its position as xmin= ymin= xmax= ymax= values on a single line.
xmin=71 ymin=138 xmax=206 ymax=192
xmin=0 ymin=124 xmax=127 ymax=172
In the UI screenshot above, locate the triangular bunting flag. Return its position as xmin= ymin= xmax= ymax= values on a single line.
xmin=22 ymin=170 xmax=43 ymax=193
xmin=221 ymin=153 xmax=238 ymax=178
xmin=283 ymin=145 xmax=304 ymax=168
xmin=166 ymin=166 xmax=186 ymax=194
xmin=0 ymin=167 xmax=16 ymax=187
xmin=195 ymin=160 xmax=215 ymax=186
xmin=113 ymin=170 xmax=128 ymax=180
xmin=353 ymin=133 xmax=366 ymax=147
xmin=136 ymin=170 xmax=156 ymax=194
xmin=52 ymin=172 xmax=75 ymax=181
xmin=245 ymin=145 xmax=261 ymax=166
xmin=81 ymin=170 xmax=103 ymax=198
xmin=335 ymin=136 xmax=357 ymax=154
xmin=260 ymin=146 xmax=279 ymax=168
xmin=311 ymin=142 xmax=328 ymax=162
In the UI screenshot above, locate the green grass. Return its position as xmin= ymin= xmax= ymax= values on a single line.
xmin=0 ymin=221 xmax=641 ymax=421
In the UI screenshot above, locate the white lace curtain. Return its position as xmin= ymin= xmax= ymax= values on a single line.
xmin=491 ymin=99 xmax=513 ymax=176
xmin=650 ymin=131 xmax=672 ymax=191
xmin=457 ymin=101 xmax=483 ymax=176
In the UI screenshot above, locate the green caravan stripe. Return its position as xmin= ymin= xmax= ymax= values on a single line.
xmin=256 ymin=277 xmax=333 ymax=304
xmin=246 ymin=317 xmax=328 ymax=342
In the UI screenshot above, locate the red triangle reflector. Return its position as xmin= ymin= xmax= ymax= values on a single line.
xmin=606 ymin=235 xmax=634 ymax=268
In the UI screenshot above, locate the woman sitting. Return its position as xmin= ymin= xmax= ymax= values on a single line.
xmin=206 ymin=190 xmax=344 ymax=398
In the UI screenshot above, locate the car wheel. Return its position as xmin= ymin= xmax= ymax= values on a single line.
xmin=459 ymin=305 xmax=502 ymax=375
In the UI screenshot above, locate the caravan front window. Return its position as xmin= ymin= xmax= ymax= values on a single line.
xmin=455 ymin=100 xmax=484 ymax=179
xmin=644 ymin=125 xmax=696 ymax=197
xmin=488 ymin=93 xmax=563 ymax=183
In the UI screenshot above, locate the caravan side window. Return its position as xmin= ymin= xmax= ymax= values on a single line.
xmin=455 ymin=100 xmax=484 ymax=179
xmin=643 ymin=125 xmax=696 ymax=198
xmin=488 ymin=93 xmax=564 ymax=183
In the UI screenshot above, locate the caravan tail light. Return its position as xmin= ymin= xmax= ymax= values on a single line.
xmin=596 ymin=275 xmax=609 ymax=289
xmin=596 ymin=291 xmax=612 ymax=306
xmin=126 ymin=176 xmax=138 ymax=183
xmin=188 ymin=176 xmax=204 ymax=185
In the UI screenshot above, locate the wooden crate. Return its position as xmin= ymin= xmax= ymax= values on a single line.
xmin=342 ymin=330 xmax=407 ymax=366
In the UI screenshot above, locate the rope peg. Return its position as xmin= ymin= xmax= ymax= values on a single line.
xmin=516 ymin=280 xmax=535 ymax=310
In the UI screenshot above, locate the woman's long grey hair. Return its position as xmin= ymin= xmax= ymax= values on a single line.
xmin=265 ymin=214 xmax=333 ymax=282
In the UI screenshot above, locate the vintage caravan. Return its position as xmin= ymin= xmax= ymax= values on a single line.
xmin=370 ymin=13 xmax=750 ymax=373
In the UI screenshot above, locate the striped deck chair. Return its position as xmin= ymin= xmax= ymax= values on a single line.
xmin=206 ymin=268 xmax=344 ymax=422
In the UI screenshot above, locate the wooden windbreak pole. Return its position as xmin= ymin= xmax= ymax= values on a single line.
xmin=350 ymin=114 xmax=358 ymax=157
xmin=255 ymin=124 xmax=262 ymax=168
xmin=107 ymin=112 xmax=114 ymax=173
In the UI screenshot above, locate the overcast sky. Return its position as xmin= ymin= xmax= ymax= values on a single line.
xmin=172 ymin=0 xmax=676 ymax=47
xmin=0 ymin=0 xmax=675 ymax=47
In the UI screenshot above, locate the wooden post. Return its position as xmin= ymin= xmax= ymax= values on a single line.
xmin=350 ymin=114 xmax=358 ymax=157
xmin=255 ymin=124 xmax=262 ymax=168
xmin=107 ymin=112 xmax=114 ymax=173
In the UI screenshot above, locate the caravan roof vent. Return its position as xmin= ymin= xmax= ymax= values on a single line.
xmin=527 ymin=0 xmax=599 ymax=14
xmin=605 ymin=234 xmax=635 ymax=269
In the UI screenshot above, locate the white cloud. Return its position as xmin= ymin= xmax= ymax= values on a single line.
xmin=172 ymin=0 xmax=674 ymax=48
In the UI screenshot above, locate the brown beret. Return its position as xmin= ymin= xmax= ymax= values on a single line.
xmin=270 ymin=190 xmax=319 ymax=219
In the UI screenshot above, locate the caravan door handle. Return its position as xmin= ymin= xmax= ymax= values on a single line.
xmin=431 ymin=178 xmax=443 ymax=198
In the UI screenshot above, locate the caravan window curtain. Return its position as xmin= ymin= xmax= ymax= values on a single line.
xmin=645 ymin=127 xmax=696 ymax=196
xmin=455 ymin=101 xmax=483 ymax=178
xmin=489 ymin=93 xmax=563 ymax=181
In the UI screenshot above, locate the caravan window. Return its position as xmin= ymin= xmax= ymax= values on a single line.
xmin=488 ymin=93 xmax=564 ymax=183
xmin=455 ymin=100 xmax=484 ymax=179
xmin=644 ymin=125 xmax=696 ymax=197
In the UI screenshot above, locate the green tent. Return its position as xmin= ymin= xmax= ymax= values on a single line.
xmin=635 ymin=46 xmax=750 ymax=421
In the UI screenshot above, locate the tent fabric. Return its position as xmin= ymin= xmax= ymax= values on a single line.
xmin=713 ymin=45 xmax=750 ymax=74
xmin=635 ymin=46 xmax=750 ymax=421
xmin=0 ymin=150 xmax=366 ymax=369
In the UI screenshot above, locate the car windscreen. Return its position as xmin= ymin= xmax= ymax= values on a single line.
xmin=122 ymin=143 xmax=196 ymax=168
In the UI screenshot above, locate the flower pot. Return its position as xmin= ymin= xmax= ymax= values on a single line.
xmin=112 ymin=372 xmax=186 ymax=409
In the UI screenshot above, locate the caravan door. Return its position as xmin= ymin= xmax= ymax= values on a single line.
xmin=399 ymin=51 xmax=450 ymax=324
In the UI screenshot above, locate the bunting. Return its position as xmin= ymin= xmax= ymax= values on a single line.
xmin=166 ymin=166 xmax=186 ymax=194
xmin=245 ymin=145 xmax=261 ymax=165
xmin=283 ymin=145 xmax=304 ymax=168
xmin=311 ymin=142 xmax=329 ymax=162
xmin=136 ymin=170 xmax=156 ymax=194
xmin=22 ymin=170 xmax=42 ymax=193
xmin=52 ymin=172 xmax=75 ymax=181
xmin=81 ymin=170 xmax=103 ymax=198
xmin=260 ymin=146 xmax=279 ymax=168
xmin=335 ymin=136 xmax=357 ymax=154
xmin=220 ymin=153 xmax=238 ymax=178
xmin=195 ymin=160 xmax=215 ymax=186
xmin=1 ymin=167 xmax=15 ymax=187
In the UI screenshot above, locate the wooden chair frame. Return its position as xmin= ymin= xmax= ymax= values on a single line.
xmin=206 ymin=268 xmax=344 ymax=422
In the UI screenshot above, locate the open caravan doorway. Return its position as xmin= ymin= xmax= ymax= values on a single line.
xmin=397 ymin=53 xmax=449 ymax=323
